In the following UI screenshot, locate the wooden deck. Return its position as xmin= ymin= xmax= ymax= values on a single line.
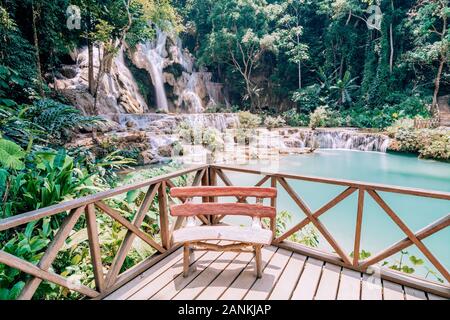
xmin=105 ymin=244 xmax=446 ymax=300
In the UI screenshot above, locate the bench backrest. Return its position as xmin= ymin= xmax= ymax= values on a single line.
xmin=170 ymin=186 xmax=277 ymax=218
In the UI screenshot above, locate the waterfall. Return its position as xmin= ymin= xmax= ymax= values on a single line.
xmin=117 ymin=113 xmax=239 ymax=132
xmin=131 ymin=28 xmax=225 ymax=113
xmin=181 ymin=73 xmax=204 ymax=113
xmin=182 ymin=113 xmax=239 ymax=131
xmin=133 ymin=29 xmax=169 ymax=112
xmin=114 ymin=49 xmax=148 ymax=113
xmin=283 ymin=129 xmax=390 ymax=152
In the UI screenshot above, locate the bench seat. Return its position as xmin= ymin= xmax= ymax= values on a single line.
xmin=172 ymin=225 xmax=273 ymax=245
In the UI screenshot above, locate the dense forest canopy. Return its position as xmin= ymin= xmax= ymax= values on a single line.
xmin=0 ymin=0 xmax=448 ymax=123
xmin=172 ymin=0 xmax=449 ymax=123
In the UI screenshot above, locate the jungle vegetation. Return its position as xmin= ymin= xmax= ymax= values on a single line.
xmin=0 ymin=0 xmax=448 ymax=299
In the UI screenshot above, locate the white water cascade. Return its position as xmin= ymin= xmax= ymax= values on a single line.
xmin=181 ymin=72 xmax=205 ymax=113
xmin=133 ymin=29 xmax=169 ymax=112
xmin=282 ymin=129 xmax=390 ymax=152
xmin=117 ymin=113 xmax=240 ymax=132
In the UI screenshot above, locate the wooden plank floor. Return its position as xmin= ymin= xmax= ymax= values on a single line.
xmin=105 ymin=245 xmax=446 ymax=300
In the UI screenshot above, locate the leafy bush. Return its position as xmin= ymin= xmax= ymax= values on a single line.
xmin=282 ymin=109 xmax=309 ymax=127
xmin=386 ymin=118 xmax=415 ymax=138
xmin=263 ymin=115 xmax=286 ymax=129
xmin=0 ymin=149 xmax=96 ymax=219
xmin=387 ymin=120 xmax=450 ymax=161
xmin=291 ymin=84 xmax=324 ymax=113
xmin=0 ymin=137 xmax=26 ymax=170
xmin=0 ymin=104 xmax=44 ymax=148
xmin=176 ymin=121 xmax=224 ymax=152
xmin=202 ymin=127 xmax=224 ymax=152
xmin=309 ymin=106 xmax=329 ymax=129
xmin=28 ymin=99 xmax=102 ymax=144
xmin=177 ymin=120 xmax=195 ymax=144
xmin=238 ymin=111 xmax=261 ymax=129
xmin=420 ymin=134 xmax=450 ymax=160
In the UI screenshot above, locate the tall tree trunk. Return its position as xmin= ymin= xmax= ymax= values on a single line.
xmin=88 ymin=42 xmax=95 ymax=95
xmin=432 ymin=58 xmax=445 ymax=113
xmin=31 ymin=0 xmax=44 ymax=97
xmin=389 ymin=0 xmax=394 ymax=74
xmin=298 ymin=62 xmax=302 ymax=89
xmin=431 ymin=14 xmax=447 ymax=113
xmin=296 ymin=33 xmax=302 ymax=89
xmin=87 ymin=7 xmax=95 ymax=96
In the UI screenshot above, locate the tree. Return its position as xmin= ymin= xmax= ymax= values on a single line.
xmin=330 ymin=70 xmax=359 ymax=105
xmin=201 ymin=0 xmax=277 ymax=111
xmin=273 ymin=0 xmax=310 ymax=89
xmin=30 ymin=0 xmax=44 ymax=97
xmin=0 ymin=6 xmax=37 ymax=87
xmin=406 ymin=0 xmax=449 ymax=112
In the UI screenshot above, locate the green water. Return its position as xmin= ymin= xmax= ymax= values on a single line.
xmin=220 ymin=150 xmax=450 ymax=282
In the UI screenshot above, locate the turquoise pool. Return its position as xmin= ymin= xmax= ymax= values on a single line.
xmin=219 ymin=149 xmax=450 ymax=282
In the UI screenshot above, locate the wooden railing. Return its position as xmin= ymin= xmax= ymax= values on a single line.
xmin=0 ymin=164 xmax=449 ymax=299
xmin=210 ymin=164 xmax=450 ymax=298
xmin=414 ymin=117 xmax=440 ymax=129
xmin=0 ymin=164 xmax=209 ymax=299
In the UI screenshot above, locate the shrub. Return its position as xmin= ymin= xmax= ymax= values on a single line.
xmin=238 ymin=111 xmax=261 ymax=129
xmin=309 ymin=106 xmax=329 ymax=129
xmin=282 ymin=109 xmax=309 ymax=127
xmin=291 ymin=84 xmax=324 ymax=113
xmin=28 ymin=99 xmax=102 ymax=144
xmin=420 ymin=134 xmax=450 ymax=160
xmin=0 ymin=137 xmax=26 ymax=170
xmin=386 ymin=118 xmax=415 ymax=138
xmin=202 ymin=127 xmax=224 ymax=152
xmin=176 ymin=121 xmax=224 ymax=151
xmin=263 ymin=115 xmax=286 ymax=129
xmin=176 ymin=120 xmax=195 ymax=143
xmin=388 ymin=122 xmax=450 ymax=161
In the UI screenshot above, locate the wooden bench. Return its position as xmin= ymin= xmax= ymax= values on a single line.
xmin=169 ymin=186 xmax=277 ymax=278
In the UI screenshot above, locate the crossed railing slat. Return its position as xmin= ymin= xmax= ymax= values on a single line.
xmin=0 ymin=165 xmax=208 ymax=299
xmin=211 ymin=165 xmax=450 ymax=286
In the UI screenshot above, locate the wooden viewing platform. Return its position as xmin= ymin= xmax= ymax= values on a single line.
xmin=0 ymin=164 xmax=449 ymax=300
xmin=105 ymin=243 xmax=445 ymax=300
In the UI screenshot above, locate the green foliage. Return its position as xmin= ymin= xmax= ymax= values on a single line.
xmin=0 ymin=149 xmax=93 ymax=218
xmin=383 ymin=250 xmax=444 ymax=283
xmin=292 ymin=85 xmax=324 ymax=114
xmin=238 ymin=111 xmax=262 ymax=129
xmin=309 ymin=105 xmax=348 ymax=129
xmin=263 ymin=115 xmax=286 ymax=129
xmin=329 ymin=71 xmax=359 ymax=105
xmin=176 ymin=121 xmax=224 ymax=152
xmin=275 ymin=211 xmax=319 ymax=248
xmin=28 ymin=99 xmax=102 ymax=145
xmin=350 ymin=249 xmax=371 ymax=260
xmin=0 ymin=219 xmax=52 ymax=299
xmin=387 ymin=120 xmax=450 ymax=161
xmin=0 ymin=138 xmax=26 ymax=170
xmin=0 ymin=6 xmax=38 ymax=86
xmin=282 ymin=109 xmax=309 ymax=127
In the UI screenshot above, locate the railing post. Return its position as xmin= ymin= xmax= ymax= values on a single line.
xmin=270 ymin=176 xmax=277 ymax=240
xmin=353 ymin=188 xmax=365 ymax=266
xmin=202 ymin=167 xmax=211 ymax=223
xmin=158 ymin=181 xmax=170 ymax=250
xmin=85 ymin=204 xmax=105 ymax=293
xmin=208 ymin=167 xmax=218 ymax=224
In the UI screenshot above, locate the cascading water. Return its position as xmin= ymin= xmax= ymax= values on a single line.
xmin=117 ymin=113 xmax=240 ymax=132
xmin=132 ymin=27 xmax=224 ymax=113
xmin=282 ymin=129 xmax=390 ymax=152
xmin=133 ymin=29 xmax=169 ymax=112
xmin=181 ymin=72 xmax=204 ymax=113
